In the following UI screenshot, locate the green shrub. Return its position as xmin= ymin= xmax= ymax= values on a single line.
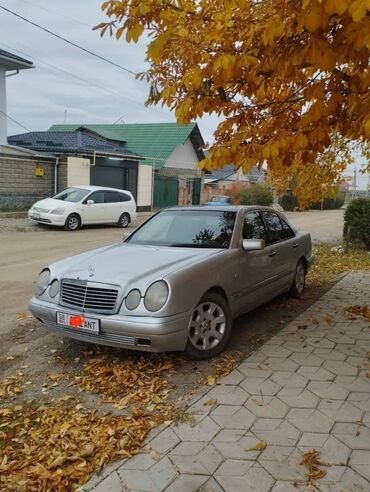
xmin=236 ymin=184 xmax=273 ymax=206
xmin=343 ymin=198 xmax=370 ymax=249
xmin=311 ymin=191 xmax=345 ymax=210
xmin=278 ymin=192 xmax=298 ymax=211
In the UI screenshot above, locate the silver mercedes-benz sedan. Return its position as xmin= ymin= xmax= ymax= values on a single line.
xmin=28 ymin=206 xmax=314 ymax=359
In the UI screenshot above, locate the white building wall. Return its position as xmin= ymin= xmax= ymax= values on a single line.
xmin=137 ymin=164 xmax=153 ymax=208
xmin=0 ymin=68 xmax=7 ymax=146
xmin=165 ymin=137 xmax=199 ymax=169
xmin=67 ymin=156 xmax=90 ymax=187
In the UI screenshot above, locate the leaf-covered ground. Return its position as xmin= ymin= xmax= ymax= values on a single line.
xmin=1 ymin=244 xmax=369 ymax=490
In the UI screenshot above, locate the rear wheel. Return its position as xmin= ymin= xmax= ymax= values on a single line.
xmin=184 ymin=292 xmax=232 ymax=360
xmin=289 ymin=259 xmax=306 ymax=298
xmin=64 ymin=213 xmax=81 ymax=231
xmin=118 ymin=212 xmax=130 ymax=228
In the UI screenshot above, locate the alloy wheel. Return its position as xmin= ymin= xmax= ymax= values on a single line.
xmin=189 ymin=301 xmax=226 ymax=351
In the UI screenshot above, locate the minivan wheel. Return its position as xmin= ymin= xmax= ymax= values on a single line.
xmin=290 ymin=259 xmax=306 ymax=298
xmin=64 ymin=213 xmax=81 ymax=231
xmin=118 ymin=213 xmax=130 ymax=228
xmin=184 ymin=292 xmax=232 ymax=360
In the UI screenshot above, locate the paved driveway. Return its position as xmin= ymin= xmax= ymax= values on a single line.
xmin=284 ymin=209 xmax=344 ymax=243
xmin=83 ymin=272 xmax=370 ymax=492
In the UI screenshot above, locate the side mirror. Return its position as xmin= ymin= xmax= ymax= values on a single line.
xmin=242 ymin=239 xmax=265 ymax=251
xmin=122 ymin=232 xmax=131 ymax=242
xmin=87 ymin=199 xmax=94 ymax=205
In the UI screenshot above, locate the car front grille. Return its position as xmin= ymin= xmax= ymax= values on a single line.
xmin=60 ymin=280 xmax=119 ymax=314
xmin=33 ymin=206 xmax=50 ymax=213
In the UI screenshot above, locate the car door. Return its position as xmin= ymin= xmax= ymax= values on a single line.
xmin=103 ymin=191 xmax=122 ymax=223
xmin=81 ymin=191 xmax=105 ymax=224
xmin=231 ymin=210 xmax=277 ymax=315
xmin=261 ymin=211 xmax=298 ymax=292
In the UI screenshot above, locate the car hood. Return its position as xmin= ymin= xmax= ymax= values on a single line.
xmin=31 ymin=197 xmax=74 ymax=211
xmin=54 ymin=243 xmax=220 ymax=291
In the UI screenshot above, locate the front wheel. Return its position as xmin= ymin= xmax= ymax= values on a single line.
xmin=289 ymin=259 xmax=306 ymax=298
xmin=184 ymin=292 xmax=232 ymax=360
xmin=64 ymin=213 xmax=81 ymax=231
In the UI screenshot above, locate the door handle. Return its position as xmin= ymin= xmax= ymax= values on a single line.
xmin=292 ymin=243 xmax=299 ymax=248
xmin=269 ymin=251 xmax=277 ymax=257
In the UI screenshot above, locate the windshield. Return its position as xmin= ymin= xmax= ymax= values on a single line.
xmin=53 ymin=187 xmax=90 ymax=203
xmin=128 ymin=210 xmax=236 ymax=248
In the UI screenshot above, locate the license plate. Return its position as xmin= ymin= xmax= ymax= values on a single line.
xmin=56 ymin=312 xmax=100 ymax=333
xmin=33 ymin=212 xmax=40 ymax=219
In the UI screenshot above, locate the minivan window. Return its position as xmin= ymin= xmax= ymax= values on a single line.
xmin=104 ymin=191 xmax=121 ymax=203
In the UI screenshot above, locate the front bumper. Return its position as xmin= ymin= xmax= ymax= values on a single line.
xmin=28 ymin=297 xmax=191 ymax=352
xmin=28 ymin=211 xmax=66 ymax=226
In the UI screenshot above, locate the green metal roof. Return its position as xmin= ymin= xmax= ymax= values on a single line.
xmin=49 ymin=123 xmax=205 ymax=170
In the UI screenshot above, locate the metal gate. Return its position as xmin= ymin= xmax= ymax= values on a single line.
xmin=192 ymin=178 xmax=201 ymax=205
xmin=153 ymin=175 xmax=179 ymax=209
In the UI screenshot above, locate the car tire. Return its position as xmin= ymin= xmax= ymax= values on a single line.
xmin=118 ymin=212 xmax=130 ymax=228
xmin=64 ymin=213 xmax=81 ymax=231
xmin=289 ymin=259 xmax=306 ymax=298
xmin=184 ymin=292 xmax=232 ymax=360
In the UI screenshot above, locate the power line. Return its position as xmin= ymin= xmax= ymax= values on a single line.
xmin=14 ymin=0 xmax=92 ymax=27
xmin=0 ymin=4 xmax=137 ymax=76
xmin=0 ymin=42 xmax=171 ymax=120
xmin=0 ymin=108 xmax=30 ymax=132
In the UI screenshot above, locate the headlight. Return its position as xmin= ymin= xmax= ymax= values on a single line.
xmin=144 ymin=281 xmax=169 ymax=312
xmin=35 ymin=269 xmax=50 ymax=296
xmin=125 ymin=289 xmax=141 ymax=310
xmin=49 ymin=279 xmax=60 ymax=298
xmin=50 ymin=208 xmax=65 ymax=215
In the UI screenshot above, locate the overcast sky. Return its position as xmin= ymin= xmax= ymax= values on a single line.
xmin=1 ymin=0 xmax=368 ymax=188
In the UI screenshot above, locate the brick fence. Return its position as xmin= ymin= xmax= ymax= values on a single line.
xmin=0 ymin=156 xmax=67 ymax=209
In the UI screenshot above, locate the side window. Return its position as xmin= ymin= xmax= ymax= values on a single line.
xmin=243 ymin=211 xmax=267 ymax=241
xmin=280 ymin=217 xmax=295 ymax=239
xmin=88 ymin=191 xmax=104 ymax=204
xmin=104 ymin=191 xmax=120 ymax=203
xmin=119 ymin=193 xmax=131 ymax=202
xmin=262 ymin=211 xmax=283 ymax=243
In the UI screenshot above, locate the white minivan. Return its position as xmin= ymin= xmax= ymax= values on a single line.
xmin=28 ymin=185 xmax=137 ymax=231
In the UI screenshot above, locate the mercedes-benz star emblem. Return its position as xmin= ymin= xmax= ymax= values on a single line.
xmin=88 ymin=265 xmax=95 ymax=277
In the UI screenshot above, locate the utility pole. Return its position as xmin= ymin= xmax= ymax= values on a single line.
xmin=352 ymin=168 xmax=357 ymax=200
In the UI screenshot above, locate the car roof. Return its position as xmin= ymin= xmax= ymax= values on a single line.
xmin=164 ymin=205 xmax=275 ymax=213
xmin=70 ymin=185 xmax=130 ymax=193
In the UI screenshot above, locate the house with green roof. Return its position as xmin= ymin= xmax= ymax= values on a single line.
xmin=49 ymin=123 xmax=206 ymax=209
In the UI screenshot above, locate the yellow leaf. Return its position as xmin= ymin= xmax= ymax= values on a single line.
xmin=349 ymin=0 xmax=369 ymax=22
xmin=364 ymin=119 xmax=370 ymax=137
xmin=150 ymin=450 xmax=161 ymax=461
xmin=246 ymin=439 xmax=268 ymax=452
xmin=203 ymin=399 xmax=216 ymax=406
xmin=325 ymin=0 xmax=348 ymax=15
xmin=206 ymin=375 xmax=216 ymax=386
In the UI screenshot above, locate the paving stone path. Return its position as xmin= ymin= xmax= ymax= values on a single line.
xmin=83 ymin=272 xmax=370 ymax=492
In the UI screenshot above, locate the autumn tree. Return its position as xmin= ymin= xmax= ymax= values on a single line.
xmin=97 ymin=0 xmax=370 ymax=206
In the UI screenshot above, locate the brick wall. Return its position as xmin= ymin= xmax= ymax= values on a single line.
xmin=0 ymin=156 xmax=67 ymax=210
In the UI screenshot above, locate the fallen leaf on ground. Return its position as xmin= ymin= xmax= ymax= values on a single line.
xmin=299 ymin=449 xmax=329 ymax=488
xmin=246 ymin=440 xmax=267 ymax=451
xmin=206 ymin=376 xmax=216 ymax=386
xmin=203 ymin=399 xmax=216 ymax=407
xmin=344 ymin=305 xmax=370 ymax=321
xmin=150 ymin=450 xmax=161 ymax=461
